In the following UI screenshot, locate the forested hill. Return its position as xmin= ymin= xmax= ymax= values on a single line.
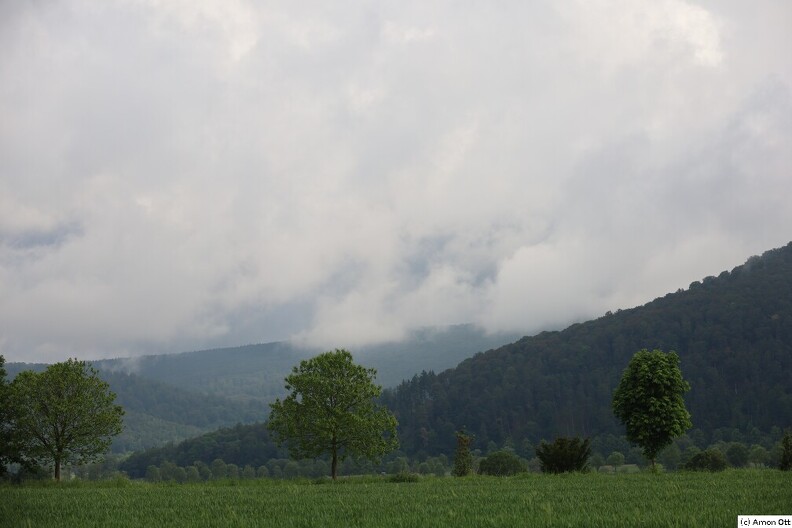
xmin=382 ymin=242 xmax=792 ymax=456
xmin=90 ymin=325 xmax=519 ymax=402
xmin=4 ymin=364 xmax=266 ymax=453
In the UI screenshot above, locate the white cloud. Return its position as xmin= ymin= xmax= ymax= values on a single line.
xmin=0 ymin=0 xmax=790 ymax=362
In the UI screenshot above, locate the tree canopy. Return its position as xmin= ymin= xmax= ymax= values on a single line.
xmin=10 ymin=358 xmax=125 ymax=480
xmin=612 ymin=349 xmax=692 ymax=468
xmin=268 ymin=349 xmax=398 ymax=479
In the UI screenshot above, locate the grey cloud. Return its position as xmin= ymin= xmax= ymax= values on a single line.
xmin=1 ymin=1 xmax=791 ymax=362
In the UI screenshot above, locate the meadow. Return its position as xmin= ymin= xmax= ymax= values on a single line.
xmin=2 ymin=470 xmax=789 ymax=527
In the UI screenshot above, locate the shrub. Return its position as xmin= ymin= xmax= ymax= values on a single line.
xmin=478 ymin=450 xmax=527 ymax=476
xmin=683 ymin=449 xmax=728 ymax=472
xmin=536 ymin=437 xmax=591 ymax=474
xmin=388 ymin=471 xmax=420 ymax=483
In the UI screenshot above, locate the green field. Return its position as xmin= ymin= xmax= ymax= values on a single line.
xmin=2 ymin=470 xmax=789 ymax=527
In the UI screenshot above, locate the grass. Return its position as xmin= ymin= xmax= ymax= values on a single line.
xmin=1 ymin=470 xmax=789 ymax=527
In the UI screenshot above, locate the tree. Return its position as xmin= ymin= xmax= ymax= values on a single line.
xmin=268 ymin=349 xmax=398 ymax=480
xmin=452 ymin=430 xmax=473 ymax=476
xmin=536 ymin=437 xmax=591 ymax=473
xmin=606 ymin=451 xmax=625 ymax=467
xmin=9 ymin=359 xmax=124 ymax=481
xmin=612 ymin=349 xmax=692 ymax=469
xmin=683 ymin=449 xmax=727 ymax=471
xmin=725 ymin=443 xmax=749 ymax=468
xmin=478 ymin=450 xmax=526 ymax=476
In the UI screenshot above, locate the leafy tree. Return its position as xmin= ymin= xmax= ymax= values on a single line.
xmin=268 ymin=349 xmax=398 ymax=480
xmin=478 ymin=450 xmax=526 ymax=476
xmin=612 ymin=349 xmax=692 ymax=469
xmin=145 ymin=465 xmax=161 ymax=482
xmin=452 ymin=430 xmax=473 ymax=476
xmin=725 ymin=443 xmax=749 ymax=468
xmin=536 ymin=437 xmax=591 ymax=473
xmin=194 ymin=461 xmax=211 ymax=481
xmin=210 ymin=458 xmax=227 ymax=479
xmin=683 ymin=449 xmax=728 ymax=471
xmin=185 ymin=465 xmax=201 ymax=482
xmin=748 ymin=445 xmax=768 ymax=467
xmin=9 ymin=359 xmax=124 ymax=481
xmin=606 ymin=451 xmax=625 ymax=467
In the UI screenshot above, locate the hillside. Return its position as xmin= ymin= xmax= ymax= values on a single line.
xmin=4 ymin=364 xmax=267 ymax=453
xmin=122 ymin=242 xmax=792 ymax=471
xmin=381 ymin=242 xmax=792 ymax=455
xmin=90 ymin=325 xmax=520 ymax=402
xmin=7 ymin=325 xmax=517 ymax=452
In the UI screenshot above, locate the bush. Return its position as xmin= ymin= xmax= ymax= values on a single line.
xmin=536 ymin=437 xmax=591 ymax=474
xmin=388 ymin=471 xmax=420 ymax=483
xmin=683 ymin=449 xmax=728 ymax=472
xmin=478 ymin=450 xmax=527 ymax=476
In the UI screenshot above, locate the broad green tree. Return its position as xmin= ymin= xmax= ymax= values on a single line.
xmin=612 ymin=349 xmax=692 ymax=469
xmin=268 ymin=349 xmax=398 ymax=480
xmin=10 ymin=358 xmax=124 ymax=481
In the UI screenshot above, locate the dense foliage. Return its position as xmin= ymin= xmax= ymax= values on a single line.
xmin=478 ymin=450 xmax=526 ymax=476
xmin=120 ymin=423 xmax=281 ymax=477
xmin=683 ymin=449 xmax=728 ymax=472
xmin=8 ymin=359 xmax=124 ymax=480
xmin=536 ymin=437 xmax=591 ymax=473
xmin=612 ymin=349 xmax=691 ymax=467
xmin=268 ymin=350 xmax=398 ymax=479
xmin=452 ymin=430 xmax=473 ymax=477
xmin=382 ymin=243 xmax=792 ymax=455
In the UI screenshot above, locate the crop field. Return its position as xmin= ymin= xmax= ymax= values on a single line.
xmin=2 ymin=470 xmax=789 ymax=527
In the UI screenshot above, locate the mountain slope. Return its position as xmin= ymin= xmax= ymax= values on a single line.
xmin=7 ymin=325 xmax=518 ymax=452
xmin=4 ymin=364 xmax=267 ymax=453
xmin=382 ymin=242 xmax=792 ymax=455
xmin=91 ymin=325 xmax=520 ymax=402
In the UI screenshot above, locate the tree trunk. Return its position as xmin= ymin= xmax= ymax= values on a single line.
xmin=54 ymin=458 xmax=61 ymax=482
xmin=331 ymin=446 xmax=338 ymax=480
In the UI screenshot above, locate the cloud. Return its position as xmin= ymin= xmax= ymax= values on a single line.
xmin=1 ymin=1 xmax=791 ymax=362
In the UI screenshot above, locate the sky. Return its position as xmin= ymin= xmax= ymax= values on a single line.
xmin=1 ymin=1 xmax=791 ymax=363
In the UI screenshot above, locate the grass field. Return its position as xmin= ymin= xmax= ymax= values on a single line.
xmin=2 ymin=470 xmax=789 ymax=527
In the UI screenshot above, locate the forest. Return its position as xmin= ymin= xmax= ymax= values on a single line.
xmin=382 ymin=242 xmax=792 ymax=456
xmin=116 ymin=242 xmax=792 ymax=480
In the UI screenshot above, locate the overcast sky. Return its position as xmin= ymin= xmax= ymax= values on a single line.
xmin=1 ymin=1 xmax=790 ymax=363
